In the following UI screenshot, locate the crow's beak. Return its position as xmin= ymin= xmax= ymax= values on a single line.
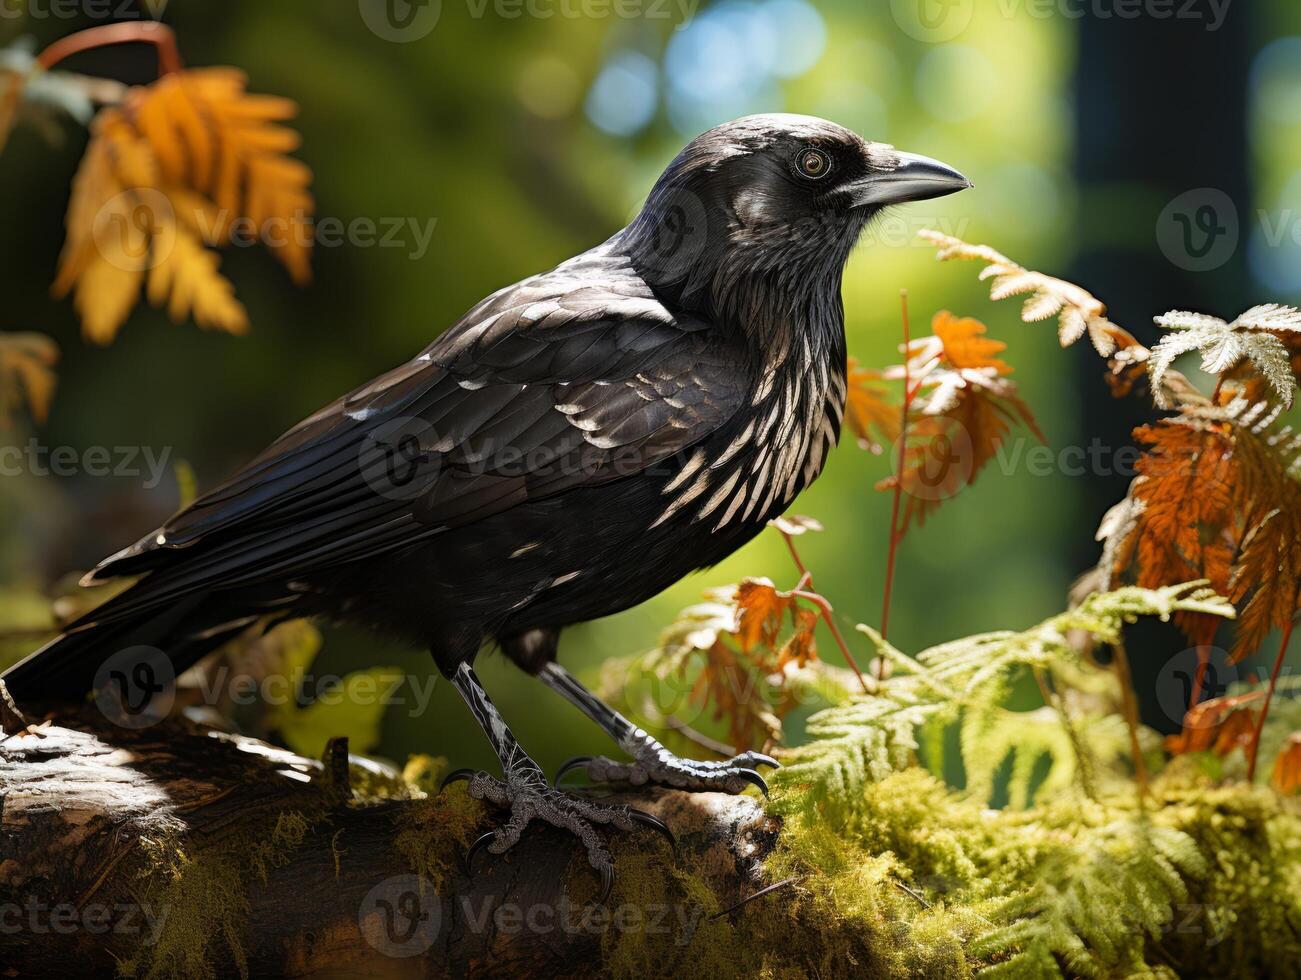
xmin=845 ymin=151 xmax=972 ymax=208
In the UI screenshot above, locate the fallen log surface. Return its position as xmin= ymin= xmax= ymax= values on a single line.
xmin=0 ymin=706 xmax=782 ymax=978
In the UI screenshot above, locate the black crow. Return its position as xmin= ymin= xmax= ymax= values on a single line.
xmin=2 ymin=114 xmax=968 ymax=884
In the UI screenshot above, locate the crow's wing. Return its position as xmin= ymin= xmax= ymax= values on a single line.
xmin=83 ymin=276 xmax=748 ymax=614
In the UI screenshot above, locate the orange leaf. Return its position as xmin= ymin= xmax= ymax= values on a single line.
xmin=734 ymin=578 xmax=794 ymax=656
xmin=1165 ymin=691 xmax=1263 ymax=756
xmin=845 ymin=357 xmax=900 ymax=454
xmin=1272 ymin=733 xmax=1301 ymax=794
xmin=931 ymin=311 xmax=1012 ymax=374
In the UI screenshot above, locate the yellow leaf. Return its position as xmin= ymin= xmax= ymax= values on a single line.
xmin=0 ymin=332 xmax=59 ymax=425
xmin=147 ymin=225 xmax=248 ymax=334
xmin=134 ymin=68 xmax=314 ymax=284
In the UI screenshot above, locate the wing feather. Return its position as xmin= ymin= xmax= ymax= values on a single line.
xmin=84 ymin=269 xmax=747 ymax=609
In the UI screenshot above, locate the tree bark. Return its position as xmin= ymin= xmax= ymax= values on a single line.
xmin=0 ymin=705 xmax=781 ymax=978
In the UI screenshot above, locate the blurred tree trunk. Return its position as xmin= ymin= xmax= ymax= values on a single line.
xmin=1071 ymin=6 xmax=1251 ymax=731
xmin=0 ymin=707 xmax=779 ymax=978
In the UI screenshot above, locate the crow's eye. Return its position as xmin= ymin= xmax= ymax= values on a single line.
xmin=795 ymin=147 xmax=832 ymax=181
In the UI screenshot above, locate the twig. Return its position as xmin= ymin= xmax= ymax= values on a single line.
xmin=880 ymin=289 xmax=913 ymax=664
xmin=36 ymin=22 xmax=182 ymax=76
xmin=1110 ymin=639 xmax=1149 ymax=806
xmin=790 ymin=588 xmax=869 ymax=694
xmin=891 ymin=878 xmax=931 ymax=909
xmin=709 ymin=876 xmax=803 ymax=919
xmin=1246 ymin=612 xmax=1296 ymax=781
xmin=1187 ymin=644 xmax=1211 ymax=717
xmin=778 ymin=529 xmax=869 ymax=694
xmin=665 ymin=714 xmax=737 ymax=758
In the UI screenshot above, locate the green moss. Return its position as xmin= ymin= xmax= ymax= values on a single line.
xmin=392 ymin=785 xmax=489 ymax=891
xmin=112 ymin=806 xmax=321 ymax=980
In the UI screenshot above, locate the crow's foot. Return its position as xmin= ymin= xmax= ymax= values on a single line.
xmin=441 ymin=767 xmax=673 ymax=901
xmin=555 ymin=737 xmax=778 ymax=796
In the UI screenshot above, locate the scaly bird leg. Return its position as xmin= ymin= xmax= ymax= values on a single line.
xmin=538 ymin=662 xmax=777 ymax=795
xmin=441 ymin=662 xmax=672 ymax=899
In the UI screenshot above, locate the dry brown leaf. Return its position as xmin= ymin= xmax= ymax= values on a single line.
xmin=1164 ymin=691 xmax=1262 ymax=757
xmin=1127 ymin=421 xmax=1238 ymax=648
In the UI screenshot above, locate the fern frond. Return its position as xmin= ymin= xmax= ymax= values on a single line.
xmin=1150 ymin=309 xmax=1297 ymax=408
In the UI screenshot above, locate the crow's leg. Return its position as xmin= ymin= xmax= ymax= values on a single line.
xmin=537 ymin=662 xmax=778 ymax=795
xmin=442 ymin=662 xmax=672 ymax=895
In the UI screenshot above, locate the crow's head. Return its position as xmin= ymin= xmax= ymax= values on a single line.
xmin=625 ymin=113 xmax=970 ymax=317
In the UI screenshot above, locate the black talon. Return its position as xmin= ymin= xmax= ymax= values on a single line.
xmin=736 ymin=768 xmax=770 ymax=797
xmin=464 ymin=830 xmax=496 ymax=873
xmin=553 ymin=755 xmax=594 ymax=785
xmin=749 ymin=753 xmax=781 ymax=770
xmin=628 ymin=808 xmax=676 ymax=848
xmin=598 ymin=863 xmax=615 ymax=905
xmin=440 ymin=767 xmax=477 ymax=793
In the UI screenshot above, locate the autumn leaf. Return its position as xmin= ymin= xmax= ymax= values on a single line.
xmin=777 ymin=606 xmax=819 ymax=670
xmin=0 ymin=332 xmax=59 ymax=425
xmin=1272 ymin=733 xmax=1301 ymax=794
xmin=919 ymin=230 xmax=1186 ymax=404
xmin=648 ymin=576 xmax=828 ymax=751
xmin=53 ymin=67 xmax=311 ymax=343
xmin=734 ymin=578 xmax=798 ymax=655
xmin=134 ymin=68 xmax=313 ymax=284
xmin=845 ymin=356 xmax=900 ymax=454
xmin=875 ymin=312 xmax=1043 ymax=531
xmin=1103 ymin=412 xmax=1301 ymax=661
xmin=1125 ymin=420 xmax=1238 ymax=647
xmin=927 ymin=310 xmax=1011 ymax=373
xmin=1164 ymin=690 xmax=1262 ymax=757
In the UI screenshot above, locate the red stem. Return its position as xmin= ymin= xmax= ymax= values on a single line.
xmin=1187 ymin=644 xmax=1210 ymax=716
xmin=36 ymin=22 xmax=181 ymax=76
xmin=879 ymin=290 xmax=913 ymax=662
xmin=791 ymin=589 xmax=869 ymax=694
xmin=778 ymin=529 xmax=869 ymax=693
xmin=1246 ymin=614 xmax=1296 ymax=781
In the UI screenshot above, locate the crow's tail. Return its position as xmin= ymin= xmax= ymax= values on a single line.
xmin=0 ymin=586 xmax=260 ymax=707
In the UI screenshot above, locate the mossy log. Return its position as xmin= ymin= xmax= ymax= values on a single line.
xmin=0 ymin=706 xmax=781 ymax=978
